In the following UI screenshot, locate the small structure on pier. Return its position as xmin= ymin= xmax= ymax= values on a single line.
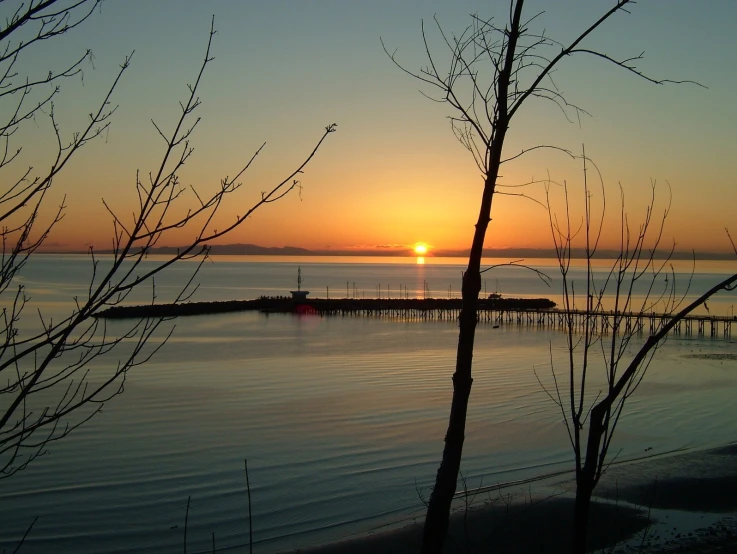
xmin=290 ymin=266 xmax=310 ymax=301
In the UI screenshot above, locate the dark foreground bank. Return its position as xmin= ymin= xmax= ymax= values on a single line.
xmin=281 ymin=443 xmax=737 ymax=554
xmin=284 ymin=499 xmax=646 ymax=554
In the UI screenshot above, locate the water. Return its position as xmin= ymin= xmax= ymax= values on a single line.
xmin=1 ymin=255 xmax=736 ymax=553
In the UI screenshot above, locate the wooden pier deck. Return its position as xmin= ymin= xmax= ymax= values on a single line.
xmin=478 ymin=307 xmax=734 ymax=339
xmin=97 ymin=297 xmax=734 ymax=339
xmin=299 ymin=300 xmax=734 ymax=339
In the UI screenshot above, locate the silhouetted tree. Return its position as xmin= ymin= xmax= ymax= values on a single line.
xmin=543 ymin=157 xmax=737 ymax=553
xmin=384 ymin=1 xmax=699 ymax=551
xmin=0 ymin=2 xmax=335 ymax=478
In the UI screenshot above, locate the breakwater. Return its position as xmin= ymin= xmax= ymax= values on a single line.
xmin=95 ymin=297 xmax=734 ymax=338
xmin=95 ymin=297 xmax=555 ymax=319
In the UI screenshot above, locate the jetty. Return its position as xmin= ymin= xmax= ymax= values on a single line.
xmin=95 ymin=297 xmax=555 ymax=320
xmin=95 ymin=297 xmax=733 ymax=338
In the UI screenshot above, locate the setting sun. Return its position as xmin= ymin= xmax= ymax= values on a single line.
xmin=413 ymin=243 xmax=428 ymax=255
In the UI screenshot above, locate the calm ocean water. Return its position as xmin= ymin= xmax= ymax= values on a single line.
xmin=1 ymin=255 xmax=736 ymax=553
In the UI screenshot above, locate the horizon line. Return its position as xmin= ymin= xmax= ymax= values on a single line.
xmin=38 ymin=243 xmax=737 ymax=261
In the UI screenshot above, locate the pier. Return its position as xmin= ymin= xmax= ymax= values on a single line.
xmin=477 ymin=307 xmax=734 ymax=339
xmin=96 ymin=297 xmax=734 ymax=339
xmin=294 ymin=299 xmax=733 ymax=339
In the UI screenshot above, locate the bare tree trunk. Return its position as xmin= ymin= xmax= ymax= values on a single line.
xmin=573 ymin=484 xmax=593 ymax=554
xmin=386 ymin=1 xmax=663 ymax=550
xmin=420 ymin=179 xmax=492 ymax=554
xmin=573 ymin=405 xmax=606 ymax=554
xmin=570 ymin=268 xmax=737 ymax=553
xmin=420 ymin=7 xmax=523 ymax=552
xmin=419 ymin=206 xmax=483 ymax=552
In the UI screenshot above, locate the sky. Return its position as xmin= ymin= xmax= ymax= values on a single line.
xmin=8 ymin=0 xmax=737 ymax=255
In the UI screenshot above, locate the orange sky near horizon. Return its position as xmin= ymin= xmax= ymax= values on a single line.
xmin=16 ymin=1 xmax=737 ymax=256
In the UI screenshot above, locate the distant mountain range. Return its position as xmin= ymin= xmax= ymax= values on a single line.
xmin=56 ymin=243 xmax=736 ymax=260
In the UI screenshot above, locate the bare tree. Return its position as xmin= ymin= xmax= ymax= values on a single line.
xmin=543 ymin=157 xmax=737 ymax=553
xmin=383 ymin=1 xmax=699 ymax=551
xmin=0 ymin=1 xmax=336 ymax=478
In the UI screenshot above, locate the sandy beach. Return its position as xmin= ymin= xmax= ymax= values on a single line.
xmin=281 ymin=443 xmax=737 ymax=553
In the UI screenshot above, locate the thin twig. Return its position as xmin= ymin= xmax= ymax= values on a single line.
xmin=10 ymin=516 xmax=38 ymax=554
xmin=183 ymin=496 xmax=190 ymax=554
xmin=245 ymin=459 xmax=253 ymax=554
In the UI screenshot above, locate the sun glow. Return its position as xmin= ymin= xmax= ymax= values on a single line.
xmin=413 ymin=243 xmax=428 ymax=255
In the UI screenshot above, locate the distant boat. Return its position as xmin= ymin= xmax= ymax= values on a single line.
xmin=487 ymin=279 xmax=502 ymax=300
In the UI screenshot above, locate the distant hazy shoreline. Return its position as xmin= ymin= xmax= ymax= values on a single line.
xmin=37 ymin=243 xmax=737 ymax=260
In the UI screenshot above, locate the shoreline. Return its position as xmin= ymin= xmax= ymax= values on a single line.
xmin=34 ymin=249 xmax=737 ymax=261
xmin=281 ymin=442 xmax=737 ymax=553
